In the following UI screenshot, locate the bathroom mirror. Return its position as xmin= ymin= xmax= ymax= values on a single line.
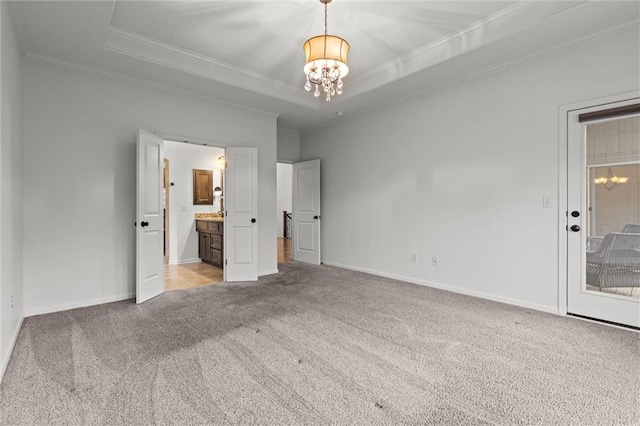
xmin=193 ymin=169 xmax=213 ymax=205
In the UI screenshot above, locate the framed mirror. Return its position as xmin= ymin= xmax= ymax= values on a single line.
xmin=193 ymin=169 xmax=213 ymax=205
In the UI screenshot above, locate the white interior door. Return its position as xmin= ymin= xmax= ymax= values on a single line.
xmin=136 ymin=129 xmax=164 ymax=303
xmin=293 ymin=159 xmax=321 ymax=264
xmin=567 ymin=99 xmax=640 ymax=328
xmin=224 ymin=147 xmax=258 ymax=282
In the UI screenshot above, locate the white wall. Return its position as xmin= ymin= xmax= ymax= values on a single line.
xmin=277 ymin=127 xmax=300 ymax=163
xmin=300 ymin=26 xmax=640 ymax=313
xmin=0 ymin=1 xmax=24 ymax=378
xmin=22 ymin=59 xmax=278 ymax=316
xmin=164 ymin=141 xmax=224 ymax=264
xmin=276 ymin=163 xmax=292 ymax=238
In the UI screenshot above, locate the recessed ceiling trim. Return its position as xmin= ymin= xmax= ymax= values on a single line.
xmin=24 ymin=52 xmax=281 ymax=119
xmin=104 ymin=26 xmax=320 ymax=110
xmin=301 ymin=18 xmax=639 ymax=136
xmin=6 ymin=0 xmax=27 ymax=55
xmin=348 ymin=0 xmax=587 ymax=97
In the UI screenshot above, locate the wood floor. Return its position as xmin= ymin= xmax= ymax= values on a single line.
xmin=278 ymin=237 xmax=292 ymax=264
xmin=164 ymin=262 xmax=223 ymax=292
xmin=164 ymin=238 xmax=292 ymax=292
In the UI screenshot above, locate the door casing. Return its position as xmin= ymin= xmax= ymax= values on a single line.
xmin=558 ymin=90 xmax=640 ymax=318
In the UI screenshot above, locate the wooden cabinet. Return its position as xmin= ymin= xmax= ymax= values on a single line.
xmin=196 ymin=220 xmax=223 ymax=268
xmin=198 ymin=233 xmax=211 ymax=263
xmin=193 ymin=169 xmax=214 ymax=205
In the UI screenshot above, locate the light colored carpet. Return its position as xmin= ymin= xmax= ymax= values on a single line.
xmin=1 ymin=262 xmax=638 ymax=425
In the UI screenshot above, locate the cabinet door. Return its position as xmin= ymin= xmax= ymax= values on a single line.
xmin=199 ymin=233 xmax=211 ymax=262
xmin=211 ymin=249 xmax=223 ymax=268
xmin=211 ymin=234 xmax=223 ymax=250
xmin=193 ymin=169 xmax=214 ymax=205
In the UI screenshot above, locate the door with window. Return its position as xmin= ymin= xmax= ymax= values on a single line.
xmin=567 ymin=99 xmax=640 ymax=328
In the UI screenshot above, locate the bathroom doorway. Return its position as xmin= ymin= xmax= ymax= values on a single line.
xmin=163 ymin=140 xmax=225 ymax=291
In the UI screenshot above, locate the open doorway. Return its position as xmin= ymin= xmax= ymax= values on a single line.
xmin=277 ymin=162 xmax=293 ymax=263
xmin=163 ymin=140 xmax=225 ymax=291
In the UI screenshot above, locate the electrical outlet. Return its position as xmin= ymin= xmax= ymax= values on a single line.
xmin=411 ymin=254 xmax=417 ymax=263
xmin=431 ymin=257 xmax=439 ymax=267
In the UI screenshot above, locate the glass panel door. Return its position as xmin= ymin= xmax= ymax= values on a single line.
xmin=587 ymin=163 xmax=640 ymax=298
xmin=567 ymin=105 xmax=640 ymax=328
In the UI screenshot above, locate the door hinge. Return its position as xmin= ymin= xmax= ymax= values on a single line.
xmin=225 ymin=259 xmax=228 ymax=265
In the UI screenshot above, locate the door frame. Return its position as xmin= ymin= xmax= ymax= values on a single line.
xmin=557 ymin=90 xmax=640 ymax=317
xmin=163 ymin=158 xmax=170 ymax=263
xmin=155 ymin=132 xmax=228 ymax=278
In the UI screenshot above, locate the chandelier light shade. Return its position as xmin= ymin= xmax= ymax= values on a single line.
xmin=594 ymin=167 xmax=629 ymax=191
xmin=303 ymin=0 xmax=349 ymax=102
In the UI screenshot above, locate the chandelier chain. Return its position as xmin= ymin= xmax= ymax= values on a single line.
xmin=324 ymin=1 xmax=328 ymax=35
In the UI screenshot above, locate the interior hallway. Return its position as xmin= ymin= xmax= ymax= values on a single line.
xmin=278 ymin=237 xmax=292 ymax=264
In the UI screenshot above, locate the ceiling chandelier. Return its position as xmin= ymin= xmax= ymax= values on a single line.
xmin=303 ymin=0 xmax=349 ymax=102
xmin=594 ymin=167 xmax=629 ymax=191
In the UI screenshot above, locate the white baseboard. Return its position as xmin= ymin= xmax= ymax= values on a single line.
xmin=1 ymin=315 xmax=24 ymax=383
xmin=322 ymin=261 xmax=559 ymax=315
xmin=169 ymin=258 xmax=202 ymax=265
xmin=25 ymin=293 xmax=135 ymax=317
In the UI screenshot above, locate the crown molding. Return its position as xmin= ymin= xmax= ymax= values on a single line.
xmin=104 ymin=26 xmax=319 ymax=110
xmin=23 ymin=53 xmax=281 ymax=118
xmin=6 ymin=0 xmax=27 ymax=56
xmin=301 ymin=19 xmax=639 ymax=135
xmin=348 ymin=0 xmax=587 ymax=97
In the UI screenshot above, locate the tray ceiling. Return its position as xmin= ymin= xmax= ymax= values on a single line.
xmin=8 ymin=1 xmax=640 ymax=130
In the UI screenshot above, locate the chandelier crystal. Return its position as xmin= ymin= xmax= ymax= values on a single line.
xmin=303 ymin=0 xmax=349 ymax=102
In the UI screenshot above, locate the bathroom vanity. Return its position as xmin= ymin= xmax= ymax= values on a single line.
xmin=195 ymin=216 xmax=224 ymax=268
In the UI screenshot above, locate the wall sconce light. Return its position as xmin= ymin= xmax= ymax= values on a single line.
xmin=216 ymin=156 xmax=225 ymax=169
xmin=213 ymin=186 xmax=222 ymax=196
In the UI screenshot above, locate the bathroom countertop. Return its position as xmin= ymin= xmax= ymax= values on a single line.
xmin=196 ymin=217 xmax=224 ymax=222
xmin=194 ymin=213 xmax=224 ymax=222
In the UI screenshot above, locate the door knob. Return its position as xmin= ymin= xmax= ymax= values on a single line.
xmin=141 ymin=221 xmax=149 ymax=227
xmin=314 ymin=215 xmax=321 ymax=220
xmin=570 ymin=224 xmax=580 ymax=232
xmin=251 ymin=218 xmax=256 ymax=223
